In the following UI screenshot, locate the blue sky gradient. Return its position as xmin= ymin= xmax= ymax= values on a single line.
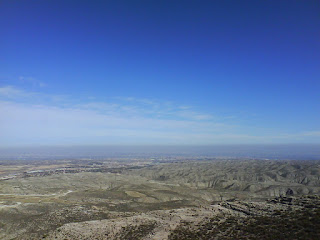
xmin=0 ymin=0 xmax=319 ymax=146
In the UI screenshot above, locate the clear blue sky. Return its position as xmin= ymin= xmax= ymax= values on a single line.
xmin=0 ymin=0 xmax=319 ymax=146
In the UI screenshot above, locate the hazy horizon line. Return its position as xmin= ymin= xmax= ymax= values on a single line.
xmin=1 ymin=143 xmax=320 ymax=149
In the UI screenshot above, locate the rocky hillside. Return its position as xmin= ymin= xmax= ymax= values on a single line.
xmin=45 ymin=195 xmax=320 ymax=240
xmin=129 ymin=160 xmax=320 ymax=197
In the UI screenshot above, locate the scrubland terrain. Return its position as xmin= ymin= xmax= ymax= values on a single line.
xmin=132 ymin=160 xmax=320 ymax=198
xmin=0 ymin=159 xmax=319 ymax=239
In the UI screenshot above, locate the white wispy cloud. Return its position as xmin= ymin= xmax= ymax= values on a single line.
xmin=1 ymin=86 xmax=319 ymax=146
xmin=175 ymin=110 xmax=213 ymax=120
xmin=0 ymin=86 xmax=231 ymax=145
xmin=301 ymin=131 xmax=320 ymax=137
xmin=19 ymin=76 xmax=46 ymax=87
xmin=0 ymin=86 xmax=32 ymax=98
